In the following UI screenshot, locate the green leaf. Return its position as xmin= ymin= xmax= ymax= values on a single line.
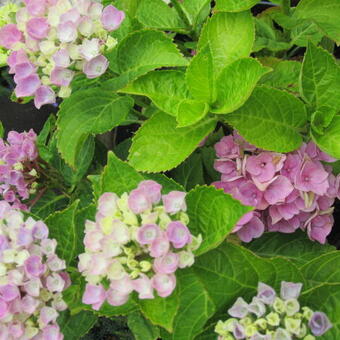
xmin=300 ymin=43 xmax=340 ymax=112
xmin=139 ymin=293 xmax=179 ymax=333
xmin=215 ymin=0 xmax=260 ymax=12
xmin=45 ymin=201 xmax=79 ymax=266
xmin=248 ymin=231 xmax=335 ymax=268
xmin=186 ymin=45 xmax=215 ymax=104
xmin=31 ymin=190 xmax=69 ymax=220
xmin=58 ymin=310 xmax=97 ymax=340
xmin=171 ymin=152 xmax=205 ymax=190
xmin=136 ymin=0 xmax=187 ymax=32
xmin=311 ymin=106 xmax=337 ymax=135
xmin=198 ymin=12 xmax=255 ymax=78
xmin=186 ymin=186 xmax=252 ymax=256
xmin=128 ymin=111 xmax=216 ymax=172
xmin=293 ymin=0 xmax=340 ymax=44
xmin=116 ymin=29 xmax=188 ymax=80
xmin=176 ymin=100 xmax=209 ymax=127
xmin=101 ymin=151 xmax=144 ymax=196
xmin=312 ymin=115 xmax=340 ymax=159
xmin=57 ymin=88 xmax=133 ymax=167
xmin=173 ymin=0 xmax=210 ymax=30
xmin=143 ymin=173 xmax=185 ymax=193
xmin=120 ymin=70 xmax=189 ymax=117
xmin=259 ymin=58 xmax=301 ymax=91
xmin=225 ymin=86 xmax=307 ymax=152
xmin=127 ymin=312 xmax=160 ymax=340
xmin=212 ymin=58 xmax=270 ymax=114
xmin=290 ymin=19 xmax=323 ymax=47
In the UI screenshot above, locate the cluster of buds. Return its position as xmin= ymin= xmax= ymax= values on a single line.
xmin=0 ymin=0 xmax=125 ymax=108
xmin=78 ymin=180 xmax=201 ymax=310
xmin=213 ymin=131 xmax=339 ymax=244
xmin=0 ymin=129 xmax=39 ymax=210
xmin=215 ymin=281 xmax=332 ymax=340
xmin=0 ymin=201 xmax=69 ymax=339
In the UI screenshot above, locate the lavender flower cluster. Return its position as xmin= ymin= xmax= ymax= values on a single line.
xmin=213 ymin=132 xmax=339 ymax=244
xmin=0 ymin=130 xmax=38 ymax=210
xmin=78 ymin=180 xmax=201 ymax=310
xmin=215 ymin=281 xmax=332 ymax=340
xmin=0 ymin=0 xmax=125 ymax=108
xmin=0 ymin=201 xmax=69 ymax=339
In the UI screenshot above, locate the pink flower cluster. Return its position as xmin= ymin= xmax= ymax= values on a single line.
xmin=0 ymin=130 xmax=39 ymax=210
xmin=213 ymin=132 xmax=339 ymax=244
xmin=0 ymin=0 xmax=125 ymax=108
xmin=79 ymin=180 xmax=201 ymax=310
xmin=0 ymin=201 xmax=69 ymax=339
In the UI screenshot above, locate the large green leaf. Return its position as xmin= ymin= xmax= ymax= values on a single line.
xmin=45 ymin=201 xmax=79 ymax=266
xmin=215 ymin=0 xmax=260 ymax=12
xmin=300 ymin=43 xmax=340 ymax=112
xmin=186 ymin=186 xmax=252 ymax=256
xmin=57 ymin=89 xmax=133 ymax=167
xmin=198 ymin=12 xmax=254 ymax=78
xmin=176 ymin=100 xmax=210 ymax=127
xmin=120 ymin=70 xmax=190 ymax=117
xmin=128 ymin=111 xmax=216 ymax=172
xmin=293 ymin=0 xmax=340 ymax=44
xmin=312 ymin=115 xmax=340 ymax=159
xmin=101 ymin=151 xmax=144 ymax=196
xmin=186 ymin=45 xmax=215 ymax=103
xmin=225 ymin=86 xmax=307 ymax=152
xmin=212 ymin=58 xmax=270 ymax=114
xmin=136 ymin=0 xmax=187 ymax=31
xmin=58 ymin=310 xmax=97 ymax=340
xmin=116 ymin=29 xmax=188 ymax=78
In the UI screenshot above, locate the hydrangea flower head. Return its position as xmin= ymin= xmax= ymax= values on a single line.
xmin=215 ymin=281 xmax=332 ymax=339
xmin=213 ymin=131 xmax=339 ymax=244
xmin=78 ymin=180 xmax=201 ymax=310
xmin=0 ymin=0 xmax=125 ymax=108
xmin=0 ymin=129 xmax=39 ymax=209
xmin=0 ymin=201 xmax=69 ymax=339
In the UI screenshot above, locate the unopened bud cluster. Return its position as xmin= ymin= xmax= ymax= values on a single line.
xmin=0 ymin=129 xmax=39 ymax=210
xmin=0 ymin=201 xmax=69 ymax=339
xmin=213 ymin=131 xmax=340 ymax=244
xmin=0 ymin=0 xmax=125 ymax=108
xmin=79 ymin=180 xmax=201 ymax=310
xmin=215 ymin=281 xmax=332 ymax=340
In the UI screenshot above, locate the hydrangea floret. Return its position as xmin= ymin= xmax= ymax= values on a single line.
xmin=0 ymin=0 xmax=125 ymax=108
xmin=213 ymin=131 xmax=340 ymax=244
xmin=0 ymin=201 xmax=69 ymax=339
xmin=0 ymin=129 xmax=39 ymax=210
xmin=78 ymin=180 xmax=202 ymax=310
xmin=215 ymin=281 xmax=332 ymax=340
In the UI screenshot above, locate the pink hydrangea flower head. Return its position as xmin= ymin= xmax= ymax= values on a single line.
xmin=82 ymin=284 xmax=106 ymax=310
xmin=215 ymin=135 xmax=240 ymax=159
xmin=50 ymin=67 xmax=74 ymax=87
xmin=0 ymin=24 xmax=22 ymax=49
xmin=26 ymin=0 xmax=47 ymax=16
xmin=34 ymin=86 xmax=56 ymax=109
xmin=246 ymin=152 xmax=276 ymax=183
xmin=79 ymin=181 xmax=199 ymax=307
xmin=53 ymin=49 xmax=70 ymax=68
xmin=101 ymin=5 xmax=125 ymax=31
xmin=15 ymin=73 xmax=41 ymax=97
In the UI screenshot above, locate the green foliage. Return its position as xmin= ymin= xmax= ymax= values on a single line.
xmin=215 ymin=0 xmax=260 ymax=12
xmin=225 ymin=86 xmax=307 ymax=152
xmin=57 ymin=88 xmax=133 ymax=167
xmin=186 ymin=186 xmax=252 ymax=255
xmin=128 ymin=111 xmax=216 ymax=172
xmin=127 ymin=312 xmax=160 ymax=340
xmin=293 ymin=0 xmax=340 ymax=44
xmin=45 ymin=201 xmax=80 ymax=266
